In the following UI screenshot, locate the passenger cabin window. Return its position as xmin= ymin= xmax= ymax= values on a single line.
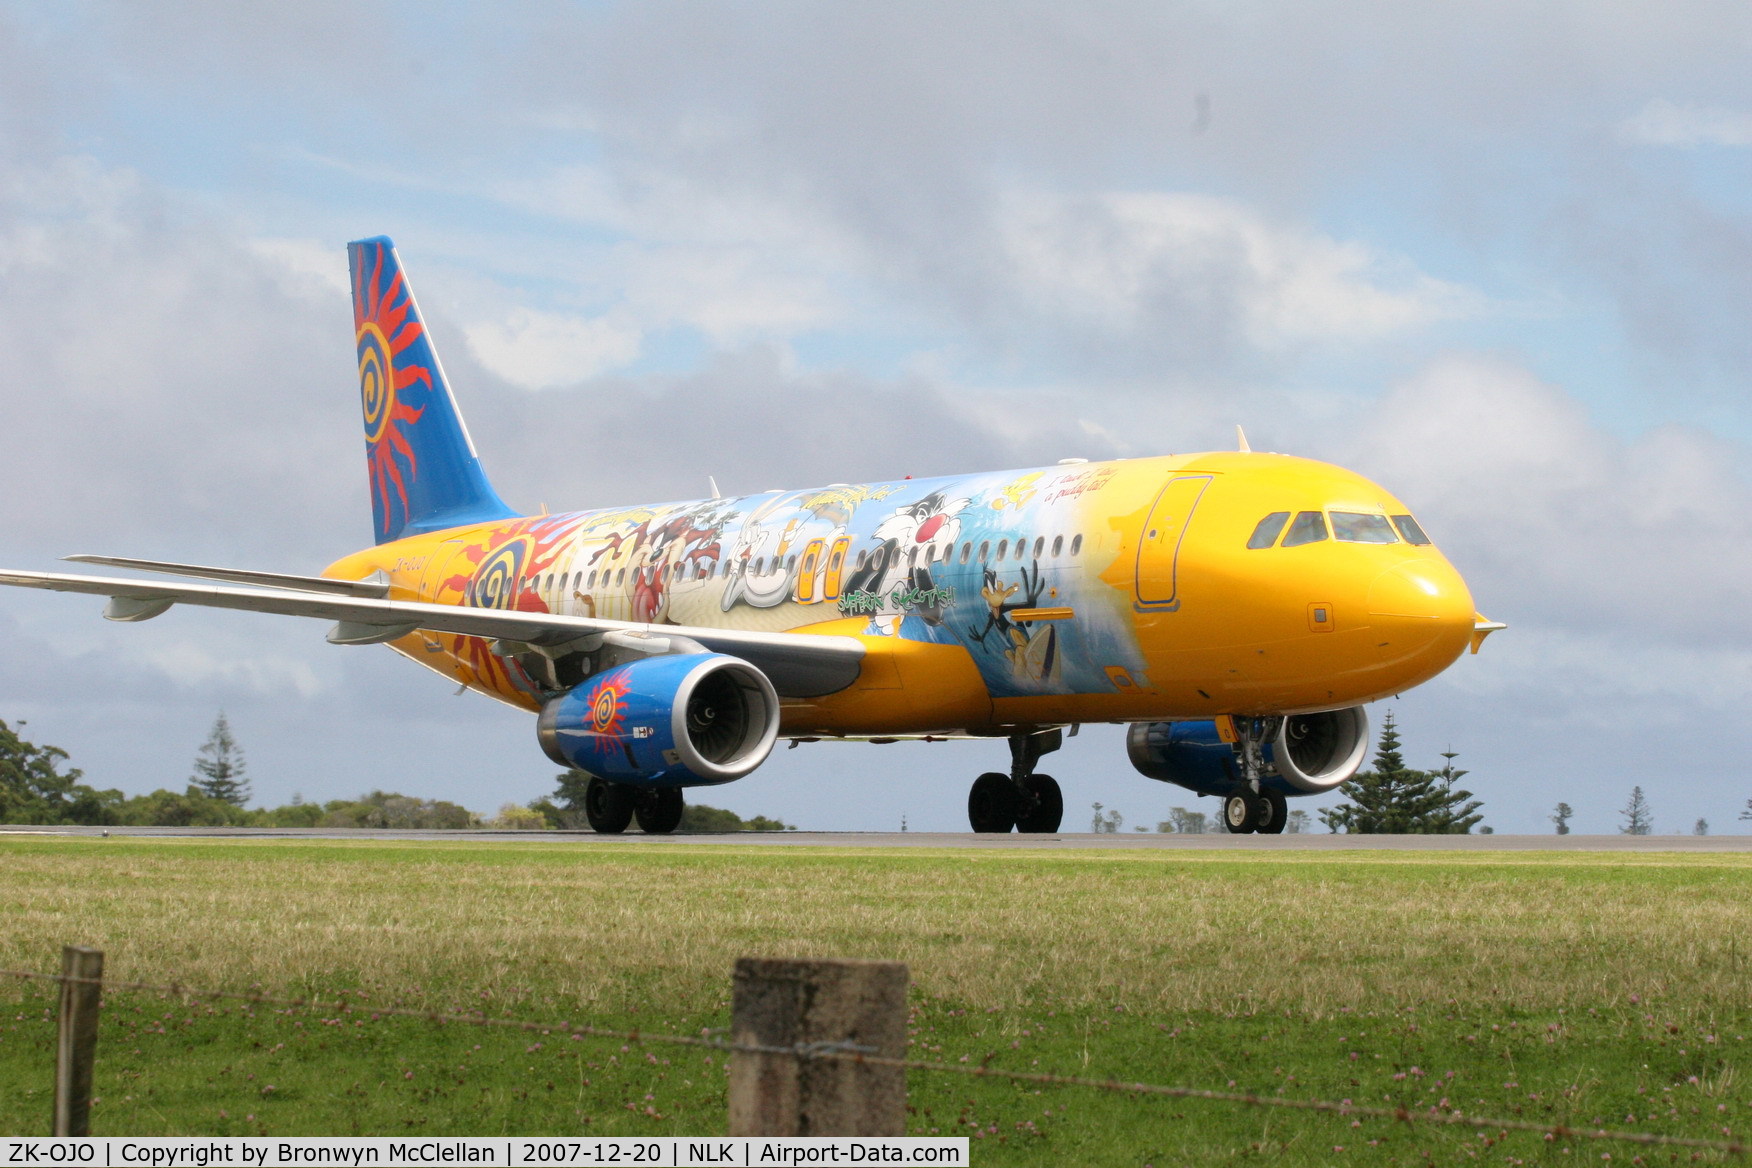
xmin=1330 ymin=512 xmax=1399 ymax=544
xmin=959 ymin=542 xmax=971 ymax=565
xmin=1051 ymin=535 xmax=1063 ymax=557
xmin=1247 ymin=512 xmax=1291 ymax=549
xmin=1069 ymin=534 xmax=1083 ymax=556
xmin=1392 ymin=514 xmax=1432 ymax=546
xmin=1033 ymin=536 xmax=1045 ymax=559
xmin=979 ymin=540 xmax=991 ymax=563
xmin=1281 ymin=511 xmax=1329 ymax=547
xmin=995 ymin=540 xmax=1008 ymax=562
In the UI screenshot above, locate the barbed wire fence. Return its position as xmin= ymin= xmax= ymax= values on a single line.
xmin=5 ymin=949 xmax=1747 ymax=1155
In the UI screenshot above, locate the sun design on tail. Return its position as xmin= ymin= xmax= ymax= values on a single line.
xmin=354 ymin=243 xmax=430 ymax=540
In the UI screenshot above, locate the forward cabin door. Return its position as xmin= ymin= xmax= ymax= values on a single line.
xmin=1133 ymin=475 xmax=1212 ymax=609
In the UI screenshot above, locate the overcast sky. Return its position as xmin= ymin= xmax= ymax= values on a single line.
xmin=1 ymin=2 xmax=1748 ymax=833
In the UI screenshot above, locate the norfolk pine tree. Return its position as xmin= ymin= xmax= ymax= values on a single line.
xmin=1620 ymin=786 xmax=1653 ymax=835
xmin=192 ymin=712 xmax=251 ymax=806
xmin=1319 ymin=712 xmax=1483 ymax=833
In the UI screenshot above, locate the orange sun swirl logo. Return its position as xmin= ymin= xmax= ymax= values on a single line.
xmin=358 ymin=321 xmax=396 ymax=445
xmin=353 ymin=242 xmax=432 ymax=539
xmin=585 ymin=668 xmax=632 ymax=750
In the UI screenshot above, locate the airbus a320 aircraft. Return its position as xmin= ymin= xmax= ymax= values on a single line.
xmin=0 ymin=238 xmax=1502 ymax=835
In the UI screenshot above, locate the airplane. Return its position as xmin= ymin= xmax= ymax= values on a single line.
xmin=0 ymin=237 xmax=1503 ymax=835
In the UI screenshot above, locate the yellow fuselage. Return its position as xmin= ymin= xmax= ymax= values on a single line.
xmin=325 ymin=451 xmax=1477 ymax=735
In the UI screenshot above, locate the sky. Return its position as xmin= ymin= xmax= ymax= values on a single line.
xmin=1 ymin=1 xmax=1748 ymax=834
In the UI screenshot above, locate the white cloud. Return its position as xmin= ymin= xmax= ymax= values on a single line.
xmin=1621 ymin=97 xmax=1752 ymax=146
xmin=1353 ymin=354 xmax=1752 ymax=644
xmin=247 ymin=235 xmax=350 ymax=298
xmin=463 ymin=306 xmax=643 ymax=389
xmin=996 ymin=191 xmax=1477 ymax=350
xmin=619 ymin=245 xmax=838 ymax=344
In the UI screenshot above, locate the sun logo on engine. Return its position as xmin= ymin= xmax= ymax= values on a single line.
xmin=585 ymin=668 xmax=632 ymax=750
xmin=353 ymin=241 xmax=430 ymax=541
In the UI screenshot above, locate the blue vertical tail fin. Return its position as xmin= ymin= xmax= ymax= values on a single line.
xmin=349 ymin=236 xmax=519 ymax=545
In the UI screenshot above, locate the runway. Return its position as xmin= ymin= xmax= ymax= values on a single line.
xmin=3 ymin=825 xmax=1749 ymax=850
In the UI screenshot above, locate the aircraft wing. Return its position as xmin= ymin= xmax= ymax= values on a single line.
xmin=0 ymin=569 xmax=864 ymax=698
xmin=63 ymin=555 xmax=390 ymax=597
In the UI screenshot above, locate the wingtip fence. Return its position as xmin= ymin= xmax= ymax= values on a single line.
xmin=4 ymin=945 xmax=1747 ymax=1154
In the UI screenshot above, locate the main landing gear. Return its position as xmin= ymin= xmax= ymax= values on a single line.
xmin=583 ymin=777 xmax=684 ymax=835
xmin=1221 ymin=715 xmax=1287 ymax=835
xmin=1222 ymin=788 xmax=1287 ymax=834
xmin=967 ymin=730 xmax=1065 ymax=834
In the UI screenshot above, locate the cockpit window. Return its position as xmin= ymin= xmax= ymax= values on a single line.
xmin=1391 ymin=514 xmax=1432 ymax=545
xmin=1330 ymin=512 xmax=1399 ymax=544
xmin=1280 ymin=510 xmax=1329 ymax=547
xmin=1247 ymin=512 xmax=1291 ymax=549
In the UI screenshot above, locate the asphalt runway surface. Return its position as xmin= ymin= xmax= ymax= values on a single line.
xmin=3 ymin=826 xmax=1748 ymax=850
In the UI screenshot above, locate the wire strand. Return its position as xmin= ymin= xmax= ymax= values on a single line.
xmin=4 ymin=966 xmax=1743 ymax=1155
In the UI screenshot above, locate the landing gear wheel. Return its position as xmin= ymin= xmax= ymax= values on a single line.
xmin=584 ymin=778 xmax=635 ymax=834
xmin=968 ymin=772 xmax=1018 ymax=833
xmin=1015 ymin=774 xmax=1063 ymax=833
xmin=1256 ymin=790 xmax=1288 ymax=835
xmin=634 ymin=787 xmax=685 ymax=835
xmin=1223 ymin=792 xmax=1261 ymax=834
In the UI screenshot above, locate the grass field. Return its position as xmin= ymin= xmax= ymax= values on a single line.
xmin=2 ymin=837 xmax=1750 ymax=1164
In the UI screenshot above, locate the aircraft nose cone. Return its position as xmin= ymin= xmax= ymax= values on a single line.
xmin=1368 ymin=560 xmax=1473 ymax=620
xmin=1367 ymin=560 xmax=1475 ymax=665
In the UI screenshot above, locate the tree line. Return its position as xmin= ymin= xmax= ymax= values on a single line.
xmin=0 ymin=715 xmax=793 ymax=833
xmin=1109 ymin=712 xmax=1746 ymax=835
xmin=7 ymin=710 xmax=1738 ymax=835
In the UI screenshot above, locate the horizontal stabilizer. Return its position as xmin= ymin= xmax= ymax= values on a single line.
xmin=0 ymin=569 xmax=865 ymax=699
xmin=64 ymin=555 xmax=390 ymax=598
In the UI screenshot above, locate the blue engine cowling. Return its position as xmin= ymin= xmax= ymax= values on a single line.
xmin=536 ymin=653 xmax=780 ymax=787
xmin=1125 ymin=708 xmax=1371 ymax=797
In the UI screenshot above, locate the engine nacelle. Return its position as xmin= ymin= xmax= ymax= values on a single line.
xmin=1125 ymin=708 xmax=1371 ymax=797
xmin=537 ymin=653 xmax=780 ymax=787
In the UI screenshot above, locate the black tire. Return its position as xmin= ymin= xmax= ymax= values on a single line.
xmin=1015 ymin=774 xmax=1064 ymax=833
xmin=1256 ymin=790 xmax=1288 ymax=835
xmin=968 ymin=772 xmax=1018 ymax=833
xmin=634 ymin=787 xmax=685 ymax=834
xmin=1223 ymin=792 xmax=1260 ymax=834
xmin=584 ymin=777 xmax=635 ymax=834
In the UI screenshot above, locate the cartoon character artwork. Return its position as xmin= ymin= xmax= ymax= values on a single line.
xmin=837 ymin=491 xmax=969 ymax=633
xmin=989 ymin=472 xmax=1042 ymax=513
xmin=630 ymin=502 xmax=736 ymax=624
xmin=581 ymin=502 xmax=736 ymax=625
xmin=965 ymin=559 xmax=1062 ymax=686
xmin=720 ymin=494 xmax=801 ymax=612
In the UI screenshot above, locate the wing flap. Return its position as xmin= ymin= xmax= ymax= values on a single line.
xmin=0 ymin=569 xmax=864 ymax=698
xmin=63 ymin=555 xmax=390 ymax=598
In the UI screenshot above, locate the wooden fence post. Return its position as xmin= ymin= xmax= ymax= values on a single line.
xmin=53 ymin=945 xmax=103 ymax=1137
xmin=728 ymin=957 xmax=908 ymax=1137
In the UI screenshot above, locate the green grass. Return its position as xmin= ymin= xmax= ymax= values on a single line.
xmin=2 ymin=837 xmax=1750 ymax=1164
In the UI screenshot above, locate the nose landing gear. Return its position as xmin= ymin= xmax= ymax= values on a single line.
xmin=1222 ymin=716 xmax=1288 ymax=834
xmin=967 ymin=729 xmax=1065 ymax=833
